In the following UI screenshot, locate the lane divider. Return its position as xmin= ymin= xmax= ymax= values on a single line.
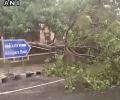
xmin=0 ymin=79 xmax=65 ymax=95
xmin=1 ymin=71 xmax=42 ymax=83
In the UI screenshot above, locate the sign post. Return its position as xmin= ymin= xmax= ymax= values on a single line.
xmin=2 ymin=39 xmax=31 ymax=59
xmin=1 ymin=36 xmax=5 ymax=63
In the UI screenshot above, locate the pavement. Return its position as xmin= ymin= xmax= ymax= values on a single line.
xmin=0 ymin=76 xmax=119 ymax=100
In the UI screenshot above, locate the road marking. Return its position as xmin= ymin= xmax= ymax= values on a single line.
xmin=0 ymin=79 xmax=65 ymax=95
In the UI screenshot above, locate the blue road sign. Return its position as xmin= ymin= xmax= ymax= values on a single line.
xmin=3 ymin=39 xmax=31 ymax=59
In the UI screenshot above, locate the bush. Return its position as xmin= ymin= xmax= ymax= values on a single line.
xmin=47 ymin=56 xmax=120 ymax=91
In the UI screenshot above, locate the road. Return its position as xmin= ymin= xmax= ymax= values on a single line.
xmin=0 ymin=76 xmax=119 ymax=100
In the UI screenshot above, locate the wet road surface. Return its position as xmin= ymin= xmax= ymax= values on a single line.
xmin=0 ymin=76 xmax=119 ymax=100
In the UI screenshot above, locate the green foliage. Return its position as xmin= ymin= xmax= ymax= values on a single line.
xmin=48 ymin=57 xmax=120 ymax=91
xmin=47 ymin=58 xmax=85 ymax=91
xmin=46 ymin=0 xmax=120 ymax=92
xmin=0 ymin=0 xmax=90 ymax=38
